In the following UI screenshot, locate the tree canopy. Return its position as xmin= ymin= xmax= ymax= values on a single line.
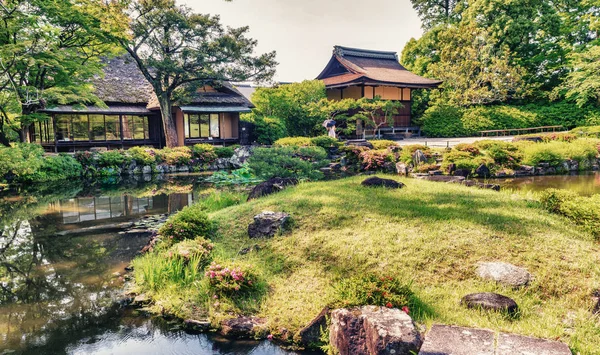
xmin=119 ymin=0 xmax=277 ymax=147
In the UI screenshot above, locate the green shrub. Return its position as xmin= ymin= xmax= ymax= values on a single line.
xmin=311 ymin=135 xmax=340 ymax=149
xmin=74 ymin=150 xmax=96 ymax=166
xmin=540 ymin=189 xmax=600 ymax=237
xmin=98 ymin=150 xmax=127 ymax=167
xmin=0 ymin=143 xmax=45 ymax=182
xmin=369 ymin=139 xmax=400 ymax=150
xmin=214 ymin=146 xmax=235 ymax=159
xmin=252 ymin=115 xmax=287 ymax=145
xmin=159 ymin=205 xmax=215 ymax=242
xmin=127 ymin=147 xmax=156 ymax=166
xmin=332 ymin=273 xmax=413 ymax=309
xmin=570 ymin=125 xmax=600 ymax=138
xmin=340 ymin=145 xmax=370 ymax=167
xmin=274 ymin=136 xmax=314 ymax=147
xmin=191 ymin=144 xmax=218 ymax=164
xmin=34 ymin=154 xmax=83 ymax=181
xmin=521 ymin=144 xmax=564 ymax=166
xmin=485 ymin=145 xmax=523 ymax=167
xmin=248 ymin=146 xmax=329 ymax=180
xmin=166 ymin=238 xmax=213 ymax=267
xmin=399 ymin=144 xmax=431 ymax=164
xmin=420 ymin=105 xmax=465 ymax=137
xmin=454 ymin=143 xmax=480 ymax=156
xmin=161 ymin=147 xmax=192 ymax=166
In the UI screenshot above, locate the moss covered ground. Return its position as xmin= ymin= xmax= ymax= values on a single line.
xmin=133 ymin=175 xmax=600 ymax=354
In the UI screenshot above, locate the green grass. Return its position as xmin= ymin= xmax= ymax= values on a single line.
xmin=133 ymin=176 xmax=600 ymax=353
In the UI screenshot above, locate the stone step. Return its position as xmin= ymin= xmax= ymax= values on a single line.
xmin=418 ymin=324 xmax=571 ymax=355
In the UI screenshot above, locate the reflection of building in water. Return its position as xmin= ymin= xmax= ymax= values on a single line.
xmin=46 ymin=195 xmax=173 ymax=224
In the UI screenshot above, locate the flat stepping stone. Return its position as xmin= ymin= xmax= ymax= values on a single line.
xmin=461 ymin=292 xmax=519 ymax=315
xmin=497 ymin=333 xmax=571 ymax=355
xmin=477 ymin=262 xmax=532 ymax=288
xmin=418 ymin=324 xmax=495 ymax=355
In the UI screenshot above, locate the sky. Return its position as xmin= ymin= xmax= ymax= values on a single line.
xmin=184 ymin=0 xmax=424 ymax=83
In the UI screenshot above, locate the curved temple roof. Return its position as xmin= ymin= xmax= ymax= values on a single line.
xmin=317 ymin=45 xmax=442 ymax=89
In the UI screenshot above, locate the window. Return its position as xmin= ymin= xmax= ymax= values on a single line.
xmin=105 ymin=115 xmax=120 ymax=140
xmin=55 ymin=115 xmax=71 ymax=141
xmin=90 ymin=115 xmax=105 ymax=141
xmin=72 ymin=115 xmax=89 ymax=141
xmin=133 ymin=116 xmax=147 ymax=139
xmin=185 ymin=113 xmax=220 ymax=139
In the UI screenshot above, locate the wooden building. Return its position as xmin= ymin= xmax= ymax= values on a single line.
xmin=32 ymin=56 xmax=252 ymax=152
xmin=316 ymin=46 xmax=442 ymax=138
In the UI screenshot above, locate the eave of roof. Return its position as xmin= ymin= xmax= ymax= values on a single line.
xmin=41 ymin=104 xmax=153 ymax=115
xmin=180 ymin=106 xmax=252 ymax=113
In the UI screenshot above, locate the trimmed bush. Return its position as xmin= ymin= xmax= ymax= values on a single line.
xmin=159 ymin=205 xmax=215 ymax=242
xmin=0 ymin=143 xmax=45 ymax=182
xmin=33 ymin=154 xmax=83 ymax=181
xmin=358 ymin=149 xmax=396 ymax=171
xmin=252 ymin=115 xmax=287 ymax=145
xmin=311 ymin=135 xmax=341 ymax=149
xmin=369 ymin=139 xmax=400 ymax=150
xmin=274 ymin=137 xmax=314 ymax=147
xmin=540 ymin=189 xmax=600 ymax=237
xmin=191 ymin=144 xmax=218 ymax=164
xmin=248 ymin=146 xmax=329 ymax=180
xmin=161 ymin=147 xmax=192 ymax=166
xmin=127 ymin=147 xmax=156 ymax=166
xmin=214 ymin=146 xmax=235 ymax=159
xmin=98 ymin=150 xmax=127 ymax=167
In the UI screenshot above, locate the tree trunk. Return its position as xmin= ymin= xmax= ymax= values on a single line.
xmin=19 ymin=125 xmax=30 ymax=143
xmin=158 ymin=94 xmax=179 ymax=148
xmin=0 ymin=131 xmax=10 ymax=146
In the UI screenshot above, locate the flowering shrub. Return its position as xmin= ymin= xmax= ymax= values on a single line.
xmin=191 ymin=144 xmax=218 ymax=164
xmin=358 ymin=149 xmax=395 ymax=171
xmin=454 ymin=143 xmax=480 ymax=156
xmin=74 ymin=150 xmax=95 ymax=166
xmin=166 ymin=238 xmax=213 ymax=267
xmin=205 ymin=261 xmax=259 ymax=294
xmin=333 ymin=274 xmax=413 ymax=309
xmin=339 ymin=145 xmax=370 ymax=166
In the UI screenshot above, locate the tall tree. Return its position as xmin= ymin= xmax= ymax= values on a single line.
xmin=409 ymin=0 xmax=465 ymax=29
xmin=120 ymin=0 xmax=277 ymax=148
xmin=0 ymin=0 xmax=126 ymax=144
xmin=554 ymin=45 xmax=600 ymax=107
xmin=428 ymin=23 xmax=527 ymax=107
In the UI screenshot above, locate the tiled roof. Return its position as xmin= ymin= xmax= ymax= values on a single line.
xmin=317 ymin=46 xmax=442 ymax=89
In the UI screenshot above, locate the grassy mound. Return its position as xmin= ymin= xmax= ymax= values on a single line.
xmin=134 ymin=176 xmax=600 ymax=353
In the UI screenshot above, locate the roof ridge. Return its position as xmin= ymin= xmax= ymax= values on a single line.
xmin=334 ymin=45 xmax=398 ymax=60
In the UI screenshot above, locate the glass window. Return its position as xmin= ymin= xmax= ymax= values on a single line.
xmin=105 ymin=115 xmax=120 ymax=140
xmin=55 ymin=114 xmax=71 ymax=141
xmin=122 ymin=115 xmax=133 ymax=140
xmin=90 ymin=115 xmax=105 ymax=141
xmin=200 ymin=114 xmax=209 ymax=137
xmin=210 ymin=114 xmax=219 ymax=138
xmin=133 ymin=116 xmax=146 ymax=139
xmin=184 ymin=114 xmax=190 ymax=138
xmin=190 ymin=114 xmax=200 ymax=138
xmin=47 ymin=119 xmax=54 ymax=142
xmin=72 ymin=114 xmax=89 ymax=141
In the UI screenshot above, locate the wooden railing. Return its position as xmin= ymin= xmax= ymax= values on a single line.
xmin=479 ymin=125 xmax=563 ymax=137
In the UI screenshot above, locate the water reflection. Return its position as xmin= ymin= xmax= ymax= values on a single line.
xmin=0 ymin=175 xmax=227 ymax=354
xmin=484 ymin=172 xmax=600 ymax=196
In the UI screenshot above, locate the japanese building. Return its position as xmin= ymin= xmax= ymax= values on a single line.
xmin=316 ymin=45 xmax=442 ymax=137
xmin=32 ymin=56 xmax=252 ymax=152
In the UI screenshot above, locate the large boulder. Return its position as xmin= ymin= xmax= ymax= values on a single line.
xmin=329 ymin=306 xmax=422 ymax=355
xmin=229 ymin=146 xmax=255 ymax=168
xmin=475 ymin=164 xmax=491 ymax=178
xmin=248 ymin=211 xmax=291 ymax=239
xmin=361 ymin=177 xmax=405 ymax=189
xmin=220 ymin=316 xmax=266 ymax=338
xmin=461 ymin=292 xmax=519 ymax=315
xmin=396 ymin=162 xmax=409 ymax=176
xmin=476 ymin=262 xmax=532 ymax=288
xmin=412 ymin=150 xmax=427 ymax=166
xmin=295 ymin=307 xmax=330 ymax=347
xmin=345 ymin=139 xmax=374 ymax=149
xmin=247 ymin=177 xmax=299 ymax=201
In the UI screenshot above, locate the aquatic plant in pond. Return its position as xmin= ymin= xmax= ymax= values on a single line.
xmin=205 ymin=164 xmax=262 ymax=185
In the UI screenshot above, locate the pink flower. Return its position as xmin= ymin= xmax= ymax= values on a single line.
xmin=213 ymin=295 xmax=218 ymax=299
xmin=267 ymin=334 xmax=273 ymax=341
xmin=385 ymin=302 xmax=393 ymax=308
xmin=402 ymin=306 xmax=410 ymax=314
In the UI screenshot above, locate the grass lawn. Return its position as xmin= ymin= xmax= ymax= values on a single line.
xmin=133 ymin=175 xmax=600 ymax=354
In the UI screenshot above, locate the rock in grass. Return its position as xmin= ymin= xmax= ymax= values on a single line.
xmin=477 ymin=262 xmax=532 ymax=288
xmin=220 ymin=316 xmax=266 ymax=338
xmin=247 ymin=177 xmax=298 ymax=201
xmin=248 ymin=211 xmax=291 ymax=239
xmin=361 ymin=177 xmax=405 ymax=189
xmin=184 ymin=319 xmax=210 ymax=332
xmin=418 ymin=324 xmax=495 ymax=355
xmin=329 ymin=306 xmax=422 ymax=355
xmin=461 ymin=292 xmax=519 ymax=315
xmin=295 ymin=306 xmax=330 ymax=348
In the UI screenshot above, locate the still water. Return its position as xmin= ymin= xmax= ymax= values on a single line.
xmin=0 ymin=175 xmax=304 ymax=355
xmin=485 ymin=171 xmax=600 ymax=196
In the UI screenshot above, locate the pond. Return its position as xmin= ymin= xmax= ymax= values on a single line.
xmin=0 ymin=175 xmax=307 ymax=355
xmin=484 ymin=171 xmax=600 ymax=196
